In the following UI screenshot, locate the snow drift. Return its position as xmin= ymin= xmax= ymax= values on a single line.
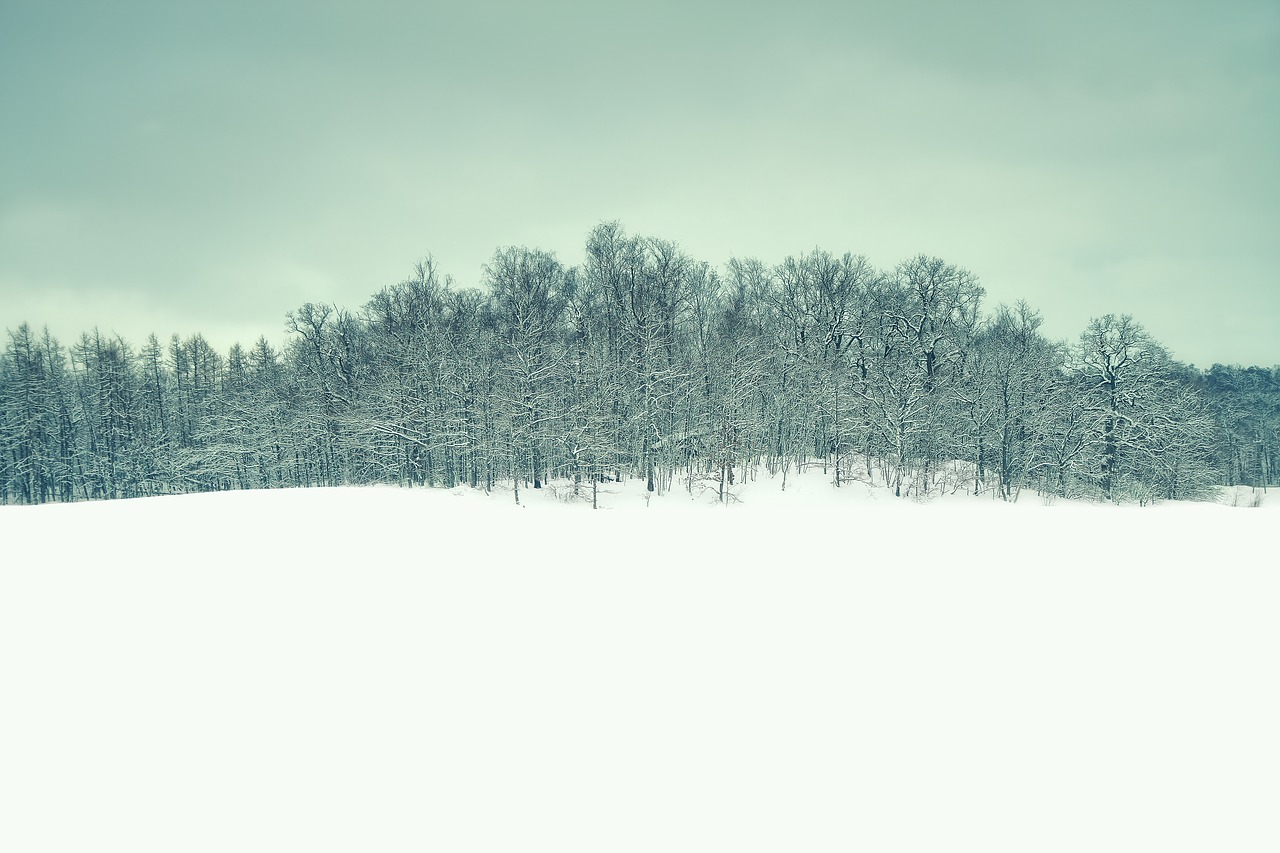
xmin=1 ymin=474 xmax=1276 ymax=852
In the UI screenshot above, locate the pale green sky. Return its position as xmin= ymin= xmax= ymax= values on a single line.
xmin=2 ymin=0 xmax=1277 ymax=366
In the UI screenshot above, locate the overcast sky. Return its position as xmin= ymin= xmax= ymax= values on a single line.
xmin=2 ymin=0 xmax=1277 ymax=367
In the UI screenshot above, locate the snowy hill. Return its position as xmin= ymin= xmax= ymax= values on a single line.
xmin=2 ymin=472 xmax=1276 ymax=852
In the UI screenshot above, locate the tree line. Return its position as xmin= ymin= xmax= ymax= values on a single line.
xmin=2 ymin=222 xmax=1277 ymax=506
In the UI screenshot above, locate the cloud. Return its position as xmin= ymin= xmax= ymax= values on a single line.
xmin=2 ymin=0 xmax=1276 ymax=366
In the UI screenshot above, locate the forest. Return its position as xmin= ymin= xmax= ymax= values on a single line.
xmin=2 ymin=222 xmax=1277 ymax=506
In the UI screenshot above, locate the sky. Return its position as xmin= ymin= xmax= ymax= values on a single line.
xmin=1 ymin=0 xmax=1277 ymax=367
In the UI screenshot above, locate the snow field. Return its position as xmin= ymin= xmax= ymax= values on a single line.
xmin=1 ymin=475 xmax=1276 ymax=852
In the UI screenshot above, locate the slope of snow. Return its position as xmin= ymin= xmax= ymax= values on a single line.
xmin=2 ymin=473 xmax=1276 ymax=852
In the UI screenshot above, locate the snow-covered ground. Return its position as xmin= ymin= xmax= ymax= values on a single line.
xmin=2 ymin=472 xmax=1276 ymax=852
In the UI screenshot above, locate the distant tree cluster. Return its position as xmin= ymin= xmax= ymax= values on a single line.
xmin=2 ymin=223 xmax=1277 ymax=506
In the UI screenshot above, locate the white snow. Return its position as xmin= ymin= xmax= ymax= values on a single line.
xmin=1 ymin=473 xmax=1276 ymax=852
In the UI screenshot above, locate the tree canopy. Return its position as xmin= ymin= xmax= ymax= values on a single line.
xmin=3 ymin=224 xmax=1275 ymax=505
